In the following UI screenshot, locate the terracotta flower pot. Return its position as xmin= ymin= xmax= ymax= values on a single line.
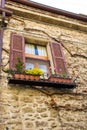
xmin=20 ymin=74 xmax=25 ymax=79
xmin=29 ymin=75 xmax=35 ymax=80
xmin=34 ymin=76 xmax=40 ymax=81
xmin=14 ymin=73 xmax=20 ymax=79
xmin=49 ymin=76 xmax=73 ymax=84
xmin=25 ymin=75 xmax=30 ymax=80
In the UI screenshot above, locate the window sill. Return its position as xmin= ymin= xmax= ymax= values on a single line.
xmin=8 ymin=75 xmax=76 ymax=89
xmin=25 ymin=53 xmax=48 ymax=60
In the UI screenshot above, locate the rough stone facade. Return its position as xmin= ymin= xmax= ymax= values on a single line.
xmin=0 ymin=1 xmax=87 ymax=130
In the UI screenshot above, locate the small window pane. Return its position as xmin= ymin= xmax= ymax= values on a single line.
xmin=39 ymin=64 xmax=47 ymax=73
xmin=25 ymin=44 xmax=47 ymax=57
xmin=25 ymin=44 xmax=35 ymax=55
xmin=26 ymin=63 xmax=34 ymax=70
xmin=37 ymin=46 xmax=47 ymax=56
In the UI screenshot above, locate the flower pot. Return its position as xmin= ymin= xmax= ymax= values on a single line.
xmin=57 ymin=78 xmax=62 ymax=83
xmin=14 ymin=73 xmax=25 ymax=79
xmin=20 ymin=74 xmax=25 ymax=80
xmin=14 ymin=73 xmax=20 ymax=79
xmin=34 ymin=76 xmax=40 ymax=81
xmin=49 ymin=76 xmax=73 ymax=84
xmin=49 ymin=77 xmax=57 ymax=82
xmin=25 ymin=74 xmax=30 ymax=80
xmin=29 ymin=75 xmax=35 ymax=80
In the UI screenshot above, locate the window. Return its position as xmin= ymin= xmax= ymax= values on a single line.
xmin=25 ymin=43 xmax=50 ymax=74
xmin=10 ymin=33 xmax=68 ymax=76
xmin=25 ymin=44 xmax=47 ymax=56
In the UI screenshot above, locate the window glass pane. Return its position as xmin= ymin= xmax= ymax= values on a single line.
xmin=39 ymin=64 xmax=48 ymax=73
xmin=25 ymin=44 xmax=35 ymax=55
xmin=37 ymin=46 xmax=47 ymax=56
xmin=25 ymin=44 xmax=47 ymax=57
xmin=26 ymin=63 xmax=34 ymax=70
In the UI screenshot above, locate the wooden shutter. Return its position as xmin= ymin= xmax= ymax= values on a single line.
xmin=0 ymin=29 xmax=3 ymax=66
xmin=10 ymin=33 xmax=25 ymax=70
xmin=50 ymin=42 xmax=68 ymax=75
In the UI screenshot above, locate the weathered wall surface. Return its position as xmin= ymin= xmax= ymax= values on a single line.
xmin=0 ymin=1 xmax=87 ymax=130
xmin=0 ymin=83 xmax=87 ymax=130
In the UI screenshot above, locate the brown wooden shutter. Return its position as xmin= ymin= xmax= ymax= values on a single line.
xmin=10 ymin=33 xmax=25 ymax=70
xmin=50 ymin=42 xmax=68 ymax=75
xmin=0 ymin=29 xmax=3 ymax=66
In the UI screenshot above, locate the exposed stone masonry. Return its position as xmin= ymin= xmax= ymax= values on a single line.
xmin=0 ymin=1 xmax=87 ymax=130
xmin=0 ymin=83 xmax=87 ymax=130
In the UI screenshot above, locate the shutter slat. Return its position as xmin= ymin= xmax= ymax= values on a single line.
xmin=10 ymin=33 xmax=25 ymax=70
xmin=50 ymin=42 xmax=68 ymax=75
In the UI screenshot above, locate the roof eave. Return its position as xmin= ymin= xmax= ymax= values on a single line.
xmin=8 ymin=0 xmax=87 ymax=22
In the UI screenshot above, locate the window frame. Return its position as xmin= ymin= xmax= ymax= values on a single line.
xmin=25 ymin=42 xmax=50 ymax=74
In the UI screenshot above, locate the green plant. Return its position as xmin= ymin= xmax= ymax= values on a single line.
xmin=4 ymin=68 xmax=14 ymax=74
xmin=25 ymin=69 xmax=32 ymax=75
xmin=51 ymin=73 xmax=58 ymax=77
xmin=5 ymin=68 xmax=12 ymax=73
xmin=61 ymin=73 xmax=67 ymax=78
xmin=25 ymin=68 xmax=43 ymax=76
xmin=15 ymin=58 xmax=24 ymax=73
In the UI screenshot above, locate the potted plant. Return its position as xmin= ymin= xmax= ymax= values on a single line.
xmin=49 ymin=72 xmax=72 ymax=84
xmin=61 ymin=73 xmax=73 ymax=83
xmin=49 ymin=73 xmax=58 ymax=82
xmin=14 ymin=58 xmax=25 ymax=79
xmin=25 ymin=68 xmax=43 ymax=81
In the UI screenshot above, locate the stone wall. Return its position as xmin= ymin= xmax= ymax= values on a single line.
xmin=0 ymin=1 xmax=87 ymax=130
xmin=0 ymin=83 xmax=87 ymax=130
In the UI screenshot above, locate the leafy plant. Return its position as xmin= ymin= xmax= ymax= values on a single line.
xmin=61 ymin=72 xmax=67 ymax=78
xmin=25 ymin=69 xmax=32 ymax=75
xmin=51 ymin=73 xmax=58 ymax=77
xmin=25 ymin=68 xmax=43 ymax=76
xmin=4 ymin=68 xmax=13 ymax=74
xmin=15 ymin=58 xmax=24 ymax=73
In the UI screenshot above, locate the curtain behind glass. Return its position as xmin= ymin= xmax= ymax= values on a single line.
xmin=37 ymin=46 xmax=47 ymax=56
xmin=25 ymin=44 xmax=35 ymax=55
